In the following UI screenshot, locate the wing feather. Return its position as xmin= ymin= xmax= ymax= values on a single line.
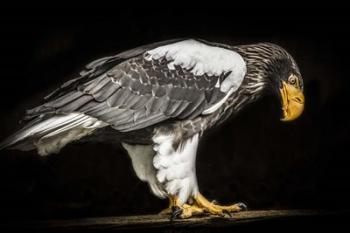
xmin=24 ymin=39 xmax=246 ymax=132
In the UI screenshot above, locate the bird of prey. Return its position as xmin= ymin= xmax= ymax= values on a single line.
xmin=0 ymin=38 xmax=304 ymax=219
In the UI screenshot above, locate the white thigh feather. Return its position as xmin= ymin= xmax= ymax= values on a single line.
xmin=152 ymin=133 xmax=199 ymax=205
xmin=122 ymin=143 xmax=167 ymax=198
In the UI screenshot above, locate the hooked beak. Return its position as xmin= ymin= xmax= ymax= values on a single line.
xmin=280 ymin=81 xmax=305 ymax=121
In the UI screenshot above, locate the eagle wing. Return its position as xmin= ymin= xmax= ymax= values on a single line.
xmin=25 ymin=39 xmax=246 ymax=133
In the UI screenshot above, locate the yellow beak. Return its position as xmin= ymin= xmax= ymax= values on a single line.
xmin=280 ymin=81 xmax=305 ymax=121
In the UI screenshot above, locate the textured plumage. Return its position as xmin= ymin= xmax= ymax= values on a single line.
xmin=26 ymin=40 xmax=245 ymax=132
xmin=0 ymin=38 xmax=304 ymax=217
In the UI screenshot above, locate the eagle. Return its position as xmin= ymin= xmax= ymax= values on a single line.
xmin=0 ymin=39 xmax=304 ymax=219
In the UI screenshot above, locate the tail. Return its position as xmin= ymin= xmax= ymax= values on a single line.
xmin=0 ymin=113 xmax=107 ymax=156
xmin=0 ymin=117 xmax=43 ymax=152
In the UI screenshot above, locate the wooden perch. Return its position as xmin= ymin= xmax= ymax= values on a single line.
xmin=0 ymin=210 xmax=347 ymax=232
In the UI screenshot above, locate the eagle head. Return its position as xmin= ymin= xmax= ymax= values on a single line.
xmin=265 ymin=47 xmax=304 ymax=122
xmin=237 ymin=43 xmax=305 ymax=122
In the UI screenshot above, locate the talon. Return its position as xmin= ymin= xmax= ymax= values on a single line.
xmin=193 ymin=193 xmax=247 ymax=217
xmin=164 ymin=194 xmax=246 ymax=220
xmin=170 ymin=206 xmax=183 ymax=221
xmin=222 ymin=209 xmax=233 ymax=218
xmin=159 ymin=207 xmax=172 ymax=215
xmin=237 ymin=202 xmax=248 ymax=211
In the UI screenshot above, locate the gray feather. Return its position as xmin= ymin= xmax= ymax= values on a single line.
xmin=59 ymin=95 xmax=94 ymax=113
xmin=93 ymin=80 xmax=121 ymax=102
xmin=89 ymin=76 xmax=110 ymax=94
xmin=165 ymin=100 xmax=183 ymax=116
xmin=20 ymin=38 xmax=238 ymax=135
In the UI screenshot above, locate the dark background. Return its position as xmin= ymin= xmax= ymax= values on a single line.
xmin=0 ymin=7 xmax=349 ymax=220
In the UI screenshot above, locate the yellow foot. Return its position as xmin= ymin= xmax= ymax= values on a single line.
xmin=171 ymin=204 xmax=205 ymax=220
xmin=159 ymin=207 xmax=172 ymax=215
xmin=163 ymin=193 xmax=247 ymax=220
xmin=193 ymin=193 xmax=247 ymax=217
xmin=159 ymin=196 xmax=177 ymax=215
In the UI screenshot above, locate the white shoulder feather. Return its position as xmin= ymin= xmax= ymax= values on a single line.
xmin=145 ymin=39 xmax=246 ymax=115
xmin=145 ymin=39 xmax=246 ymax=93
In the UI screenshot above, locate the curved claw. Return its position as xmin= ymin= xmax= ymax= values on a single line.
xmin=222 ymin=209 xmax=233 ymax=218
xmin=170 ymin=206 xmax=183 ymax=221
xmin=236 ymin=202 xmax=248 ymax=211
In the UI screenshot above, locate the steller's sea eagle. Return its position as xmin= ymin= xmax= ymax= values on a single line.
xmin=0 ymin=39 xmax=304 ymax=219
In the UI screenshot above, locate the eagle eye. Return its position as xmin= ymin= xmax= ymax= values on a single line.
xmin=288 ymin=75 xmax=299 ymax=88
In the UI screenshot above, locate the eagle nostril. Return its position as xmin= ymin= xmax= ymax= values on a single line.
xmin=294 ymin=97 xmax=303 ymax=103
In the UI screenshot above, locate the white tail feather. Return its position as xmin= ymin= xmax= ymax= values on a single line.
xmin=0 ymin=113 xmax=107 ymax=156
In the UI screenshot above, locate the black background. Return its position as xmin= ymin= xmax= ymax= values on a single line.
xmin=0 ymin=7 xmax=349 ymax=220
